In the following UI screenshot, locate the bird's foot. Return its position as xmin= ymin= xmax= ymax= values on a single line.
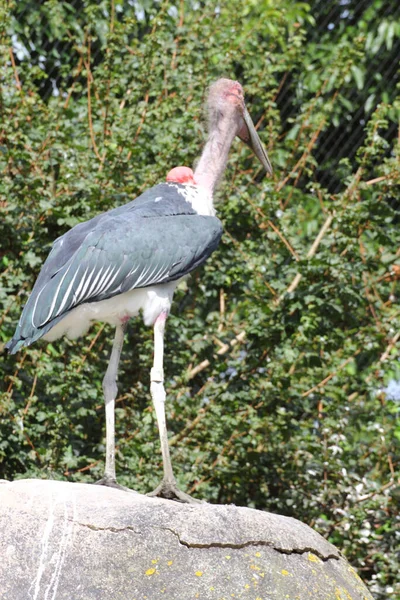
xmin=95 ymin=476 xmax=138 ymax=494
xmin=147 ymin=478 xmax=203 ymax=504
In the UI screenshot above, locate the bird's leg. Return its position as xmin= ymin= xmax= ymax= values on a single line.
xmin=96 ymin=321 xmax=134 ymax=492
xmin=147 ymin=311 xmax=201 ymax=504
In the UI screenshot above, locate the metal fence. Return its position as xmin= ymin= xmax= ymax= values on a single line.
xmin=9 ymin=0 xmax=400 ymax=193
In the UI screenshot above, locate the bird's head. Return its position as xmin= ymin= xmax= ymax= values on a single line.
xmin=206 ymin=78 xmax=272 ymax=175
xmin=166 ymin=166 xmax=195 ymax=185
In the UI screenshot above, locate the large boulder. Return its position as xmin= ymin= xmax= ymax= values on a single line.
xmin=0 ymin=479 xmax=373 ymax=599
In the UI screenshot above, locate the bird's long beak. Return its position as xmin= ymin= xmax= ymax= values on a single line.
xmin=237 ymin=106 xmax=273 ymax=175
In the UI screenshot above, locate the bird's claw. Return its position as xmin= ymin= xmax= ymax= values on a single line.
xmin=95 ymin=476 xmax=138 ymax=494
xmin=147 ymin=479 xmax=203 ymax=504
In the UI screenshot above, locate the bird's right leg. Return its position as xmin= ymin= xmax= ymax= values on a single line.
xmin=96 ymin=321 xmax=134 ymax=491
xmin=147 ymin=311 xmax=201 ymax=503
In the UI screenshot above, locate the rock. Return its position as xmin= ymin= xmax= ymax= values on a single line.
xmin=0 ymin=479 xmax=373 ymax=600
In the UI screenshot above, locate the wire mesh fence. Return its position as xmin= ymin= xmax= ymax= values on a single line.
xmin=8 ymin=0 xmax=400 ymax=194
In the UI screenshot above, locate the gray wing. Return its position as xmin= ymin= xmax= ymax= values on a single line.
xmin=7 ymin=197 xmax=222 ymax=351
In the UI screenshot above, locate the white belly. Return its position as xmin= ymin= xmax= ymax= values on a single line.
xmin=43 ymin=281 xmax=178 ymax=341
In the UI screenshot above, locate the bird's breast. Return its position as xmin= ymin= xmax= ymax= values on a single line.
xmin=43 ymin=281 xmax=178 ymax=342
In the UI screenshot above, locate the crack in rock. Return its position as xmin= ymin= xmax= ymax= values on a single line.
xmin=70 ymin=520 xmax=141 ymax=535
xmin=68 ymin=520 xmax=339 ymax=562
xmin=159 ymin=527 xmax=339 ymax=562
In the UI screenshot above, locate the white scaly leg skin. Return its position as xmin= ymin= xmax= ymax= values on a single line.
xmin=96 ymin=322 xmax=136 ymax=492
xmin=147 ymin=311 xmax=201 ymax=503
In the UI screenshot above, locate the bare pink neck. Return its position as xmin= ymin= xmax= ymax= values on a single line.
xmin=194 ymin=116 xmax=237 ymax=195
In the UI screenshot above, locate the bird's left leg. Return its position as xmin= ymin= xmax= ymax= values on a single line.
xmin=147 ymin=310 xmax=201 ymax=503
xmin=96 ymin=321 xmax=136 ymax=492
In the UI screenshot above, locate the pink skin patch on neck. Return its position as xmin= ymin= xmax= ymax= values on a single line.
xmin=166 ymin=166 xmax=195 ymax=185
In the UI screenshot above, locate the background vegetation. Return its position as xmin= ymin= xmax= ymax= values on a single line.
xmin=1 ymin=0 xmax=399 ymax=596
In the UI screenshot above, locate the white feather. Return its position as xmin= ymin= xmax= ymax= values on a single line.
xmin=73 ymin=266 xmax=89 ymax=303
xmin=55 ymin=267 xmax=81 ymax=316
xmin=30 ymin=285 xmax=46 ymax=328
xmin=37 ymin=262 xmax=72 ymax=327
xmin=96 ymin=265 xmax=118 ymax=296
xmin=87 ymin=265 xmax=110 ymax=299
xmin=101 ymin=265 xmax=122 ymax=295
xmin=133 ymin=265 xmax=151 ymax=288
xmin=78 ymin=267 xmax=96 ymax=301
xmin=166 ymin=183 xmax=214 ymax=216
xmin=139 ymin=263 xmax=162 ymax=288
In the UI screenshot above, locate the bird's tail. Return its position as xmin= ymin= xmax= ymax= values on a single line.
xmin=5 ymin=337 xmax=27 ymax=355
xmin=6 ymin=315 xmax=65 ymax=354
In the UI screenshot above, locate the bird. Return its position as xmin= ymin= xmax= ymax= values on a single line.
xmin=6 ymin=78 xmax=272 ymax=502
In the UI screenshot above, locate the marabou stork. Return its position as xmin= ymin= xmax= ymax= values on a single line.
xmin=7 ymin=79 xmax=272 ymax=502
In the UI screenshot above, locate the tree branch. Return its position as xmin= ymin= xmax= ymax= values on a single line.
xmin=276 ymin=213 xmax=334 ymax=305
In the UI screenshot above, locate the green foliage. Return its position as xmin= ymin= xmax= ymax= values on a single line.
xmin=1 ymin=1 xmax=399 ymax=597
